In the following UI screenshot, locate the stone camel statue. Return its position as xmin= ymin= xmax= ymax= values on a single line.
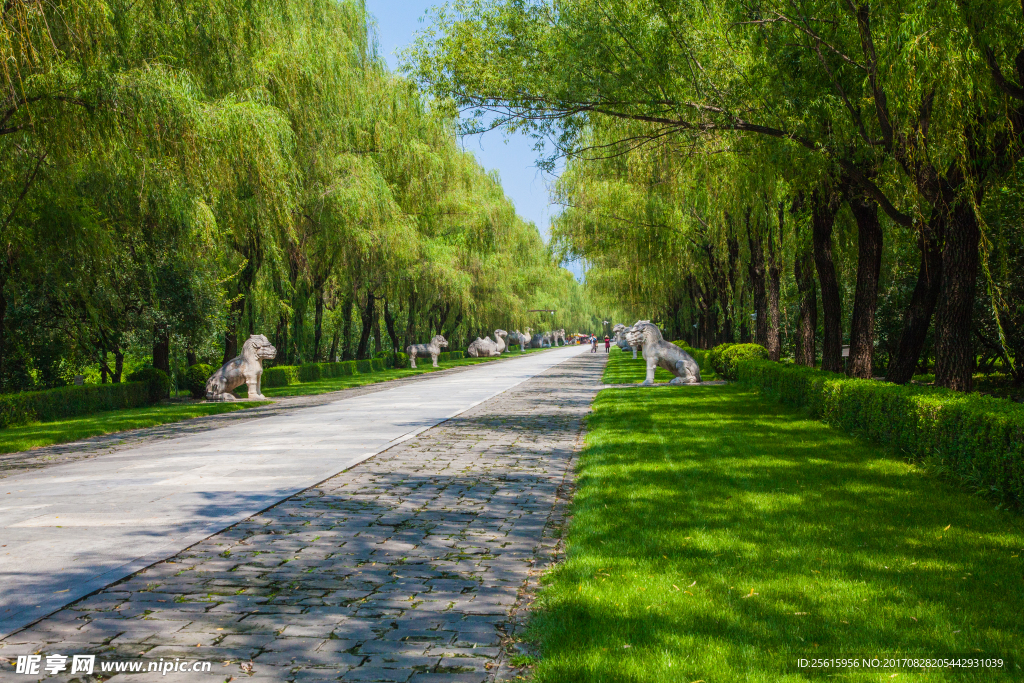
xmin=626 ymin=321 xmax=701 ymax=385
xmin=468 ymin=335 xmax=501 ymax=357
xmin=206 ymin=334 xmax=277 ymax=401
xmin=493 ymin=329 xmax=508 ymax=354
xmin=407 ymin=335 xmax=448 ymax=368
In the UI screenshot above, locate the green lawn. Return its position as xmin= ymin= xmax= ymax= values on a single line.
xmin=0 ymin=401 xmax=270 ymax=454
xmin=602 ymin=346 xmax=718 ymax=383
xmin=522 ymin=351 xmax=1024 ymax=681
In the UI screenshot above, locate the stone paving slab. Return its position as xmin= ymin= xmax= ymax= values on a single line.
xmin=0 ymin=352 xmax=606 ymax=681
xmin=0 ymin=347 xmax=584 ymax=638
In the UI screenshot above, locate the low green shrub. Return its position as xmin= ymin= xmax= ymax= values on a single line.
xmin=449 ymin=350 xmax=464 ymax=361
xmin=737 ymin=360 xmax=1024 ymax=506
xmin=717 ymin=344 xmax=768 ymax=380
xmin=0 ymin=381 xmax=152 ymax=429
xmin=262 ymin=365 xmax=299 ymax=388
xmin=355 ymin=359 xmax=373 ymax=373
xmin=370 ymin=358 xmax=385 ymax=373
xmin=297 ymin=363 xmax=322 ymax=382
xmin=394 ymin=352 xmax=409 ymax=368
xmin=126 ymin=367 xmax=171 ymax=402
xmin=707 ymin=343 xmax=735 ymax=376
xmin=185 ymin=364 xmax=213 ymax=399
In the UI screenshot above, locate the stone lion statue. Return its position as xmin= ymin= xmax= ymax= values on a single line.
xmin=206 ymin=334 xmax=277 ymax=401
xmin=468 ymin=335 xmax=501 ymax=357
xmin=626 ymin=321 xmax=701 ymax=385
xmin=407 ymin=334 xmax=448 ymax=368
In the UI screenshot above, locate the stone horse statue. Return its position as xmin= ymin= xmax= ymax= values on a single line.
xmin=626 ymin=321 xmax=701 ymax=386
xmin=206 ymin=334 xmax=277 ymax=401
xmin=407 ymin=334 xmax=448 ymax=368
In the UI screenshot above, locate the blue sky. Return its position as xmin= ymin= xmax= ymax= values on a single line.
xmin=365 ymin=0 xmax=562 ymax=243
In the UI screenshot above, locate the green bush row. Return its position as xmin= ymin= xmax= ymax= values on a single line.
xmin=0 ymin=380 xmax=154 ymax=429
xmin=262 ymin=350 xmax=467 ymax=389
xmin=737 ymin=360 xmax=1024 ymax=506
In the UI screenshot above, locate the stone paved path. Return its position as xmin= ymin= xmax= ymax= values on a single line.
xmin=0 ymin=353 xmax=606 ymax=682
xmin=0 ymin=354 xmax=546 ymax=482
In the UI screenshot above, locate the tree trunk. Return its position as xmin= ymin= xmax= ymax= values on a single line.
xmin=312 ymin=286 xmax=325 ymax=362
xmin=404 ymin=290 xmax=418 ymax=348
xmin=794 ymin=246 xmax=817 ymax=367
xmin=328 ymin=326 xmax=341 ymax=362
xmin=934 ymin=201 xmax=981 ymax=391
xmin=153 ymin=324 xmax=170 ymax=375
xmin=766 ymin=203 xmax=783 ymax=361
xmin=100 ymin=347 xmax=109 ymax=384
xmin=113 ymin=347 xmax=124 ymax=383
xmin=847 ymin=196 xmax=883 ymax=378
xmin=725 ymin=234 xmax=739 ymax=343
xmin=356 ymin=290 xmax=375 ymax=360
xmin=186 ymin=349 xmax=197 ymax=367
xmin=222 ymin=297 xmax=243 ymax=365
xmin=811 ymin=189 xmax=843 ymax=372
xmin=886 ymin=208 xmax=945 ymax=384
xmin=341 ymin=294 xmax=355 ymax=361
xmin=746 ymin=210 xmax=768 ymax=346
xmin=383 ymin=298 xmax=401 ymax=354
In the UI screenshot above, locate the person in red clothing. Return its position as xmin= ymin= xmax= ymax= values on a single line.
xmin=604 ymin=336 xmax=610 ymax=353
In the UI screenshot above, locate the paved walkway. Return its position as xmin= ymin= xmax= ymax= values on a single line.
xmin=0 ymin=354 xmax=549 ymax=482
xmin=0 ymin=347 xmax=587 ymax=639
xmin=0 ymin=352 xmax=606 ymax=682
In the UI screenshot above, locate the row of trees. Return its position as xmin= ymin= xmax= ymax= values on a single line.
xmin=410 ymin=0 xmax=1024 ymax=391
xmin=0 ymin=0 xmax=595 ymax=392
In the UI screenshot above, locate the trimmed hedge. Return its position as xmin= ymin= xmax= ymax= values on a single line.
xmin=185 ymin=364 xmax=213 ymax=399
xmin=262 ymin=350 xmax=466 ymax=390
xmin=737 ymin=360 xmax=1024 ymax=506
xmin=718 ymin=344 xmax=769 ymax=380
xmin=126 ymin=367 xmax=171 ymax=402
xmin=0 ymin=381 xmax=152 ymax=429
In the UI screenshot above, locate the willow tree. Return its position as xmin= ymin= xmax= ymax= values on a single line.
xmin=411 ymin=0 xmax=1024 ymax=390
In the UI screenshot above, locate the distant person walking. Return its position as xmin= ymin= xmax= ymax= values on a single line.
xmin=604 ymin=336 xmax=610 ymax=353
xmin=591 ymin=335 xmax=598 ymax=353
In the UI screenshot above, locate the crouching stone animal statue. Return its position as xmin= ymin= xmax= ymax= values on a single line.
xmin=626 ymin=321 xmax=701 ymax=385
xmin=493 ymin=329 xmax=508 ymax=354
xmin=407 ymin=335 xmax=448 ymax=368
xmin=206 ymin=334 xmax=277 ymax=401
xmin=468 ymin=335 xmax=501 ymax=357
xmin=613 ymin=323 xmax=638 ymax=358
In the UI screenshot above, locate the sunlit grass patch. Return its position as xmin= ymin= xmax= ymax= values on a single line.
xmin=0 ymin=401 xmax=270 ymax=454
xmin=602 ymin=345 xmax=718 ymax=384
xmin=523 ymin=383 xmax=1024 ymax=682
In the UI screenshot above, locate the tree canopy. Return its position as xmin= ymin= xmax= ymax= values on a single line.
xmin=0 ymin=0 xmax=600 ymax=393
xmin=410 ymin=0 xmax=1024 ymax=392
